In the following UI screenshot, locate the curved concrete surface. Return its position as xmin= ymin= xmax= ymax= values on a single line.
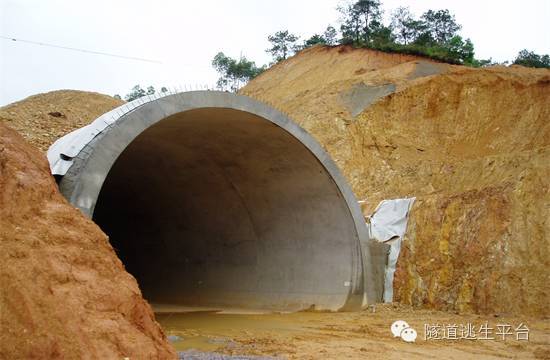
xmin=52 ymin=91 xmax=383 ymax=311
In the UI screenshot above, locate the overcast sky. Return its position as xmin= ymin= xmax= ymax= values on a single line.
xmin=1 ymin=0 xmax=548 ymax=105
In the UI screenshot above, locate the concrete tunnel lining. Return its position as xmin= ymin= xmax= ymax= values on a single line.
xmin=52 ymin=91 xmax=383 ymax=311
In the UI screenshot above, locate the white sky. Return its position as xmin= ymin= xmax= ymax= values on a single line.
xmin=1 ymin=0 xmax=548 ymax=105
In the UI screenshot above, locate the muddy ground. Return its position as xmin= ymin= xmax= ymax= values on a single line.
xmin=158 ymin=304 xmax=550 ymax=359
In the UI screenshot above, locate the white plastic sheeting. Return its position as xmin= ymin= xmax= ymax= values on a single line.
xmin=47 ymin=92 xmax=169 ymax=176
xmin=47 ymin=107 xmax=122 ymax=175
xmin=366 ymin=198 xmax=415 ymax=303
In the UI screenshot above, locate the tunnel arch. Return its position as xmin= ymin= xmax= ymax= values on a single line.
xmin=49 ymin=91 xmax=381 ymax=311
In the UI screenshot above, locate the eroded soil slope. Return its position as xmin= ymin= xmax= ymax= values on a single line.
xmin=241 ymin=45 xmax=550 ymax=317
xmin=0 ymin=90 xmax=123 ymax=151
xmin=0 ymin=124 xmax=175 ymax=359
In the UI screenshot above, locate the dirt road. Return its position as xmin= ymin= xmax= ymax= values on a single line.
xmin=157 ymin=304 xmax=550 ymax=359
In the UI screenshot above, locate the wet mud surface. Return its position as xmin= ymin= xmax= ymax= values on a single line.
xmin=157 ymin=304 xmax=550 ymax=359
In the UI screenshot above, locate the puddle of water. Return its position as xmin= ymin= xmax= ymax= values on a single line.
xmin=165 ymin=332 xmax=219 ymax=352
xmin=155 ymin=307 xmax=318 ymax=351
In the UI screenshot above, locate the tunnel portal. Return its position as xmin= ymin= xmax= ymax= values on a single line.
xmin=48 ymin=91 xmax=381 ymax=311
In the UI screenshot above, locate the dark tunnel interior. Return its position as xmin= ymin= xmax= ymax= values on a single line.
xmin=92 ymin=108 xmax=360 ymax=311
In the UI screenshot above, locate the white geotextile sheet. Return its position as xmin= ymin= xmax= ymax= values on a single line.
xmin=367 ymin=197 xmax=415 ymax=303
xmin=47 ymin=112 xmax=118 ymax=175
xmin=47 ymin=94 xmax=150 ymax=176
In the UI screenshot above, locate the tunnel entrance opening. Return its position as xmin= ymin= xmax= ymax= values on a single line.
xmin=92 ymin=108 xmax=360 ymax=311
xmin=49 ymin=92 xmax=381 ymax=311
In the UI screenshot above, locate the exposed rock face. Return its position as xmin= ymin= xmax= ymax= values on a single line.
xmin=354 ymin=70 xmax=550 ymax=317
xmin=241 ymin=45 xmax=550 ymax=317
xmin=1 ymin=47 xmax=547 ymax=319
xmin=0 ymin=124 xmax=175 ymax=359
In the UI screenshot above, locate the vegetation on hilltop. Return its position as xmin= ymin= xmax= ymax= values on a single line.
xmin=209 ymin=0 xmax=549 ymax=92
xmin=116 ymin=0 xmax=549 ymax=95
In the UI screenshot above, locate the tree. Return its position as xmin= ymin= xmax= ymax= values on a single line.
xmin=323 ymin=25 xmax=338 ymax=45
xmin=369 ymin=20 xmax=394 ymax=47
xmin=266 ymin=30 xmax=299 ymax=62
xmin=420 ymin=9 xmax=461 ymax=44
xmin=390 ymin=7 xmax=425 ymax=45
xmin=513 ymin=49 xmax=550 ymax=68
xmin=339 ymin=0 xmax=382 ymax=45
xmin=212 ymin=52 xmax=265 ymax=92
xmin=122 ymin=85 xmax=166 ymax=101
xmin=445 ymin=35 xmax=475 ymax=64
xmin=303 ymin=34 xmax=327 ymax=48
xmin=301 ymin=26 xmax=339 ymax=50
xmin=124 ymin=85 xmax=147 ymax=101
xmin=339 ymin=2 xmax=361 ymax=44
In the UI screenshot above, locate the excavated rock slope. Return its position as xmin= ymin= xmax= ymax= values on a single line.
xmin=241 ymin=45 xmax=550 ymax=317
xmin=1 ymin=47 xmax=548 ymax=320
xmin=0 ymin=90 xmax=123 ymax=151
xmin=0 ymin=124 xmax=175 ymax=359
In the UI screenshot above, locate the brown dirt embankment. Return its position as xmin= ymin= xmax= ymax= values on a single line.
xmin=241 ymin=45 xmax=550 ymax=317
xmin=0 ymin=124 xmax=175 ymax=359
xmin=0 ymin=90 xmax=123 ymax=151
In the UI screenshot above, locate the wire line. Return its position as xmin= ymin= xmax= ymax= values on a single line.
xmin=0 ymin=35 xmax=162 ymax=64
